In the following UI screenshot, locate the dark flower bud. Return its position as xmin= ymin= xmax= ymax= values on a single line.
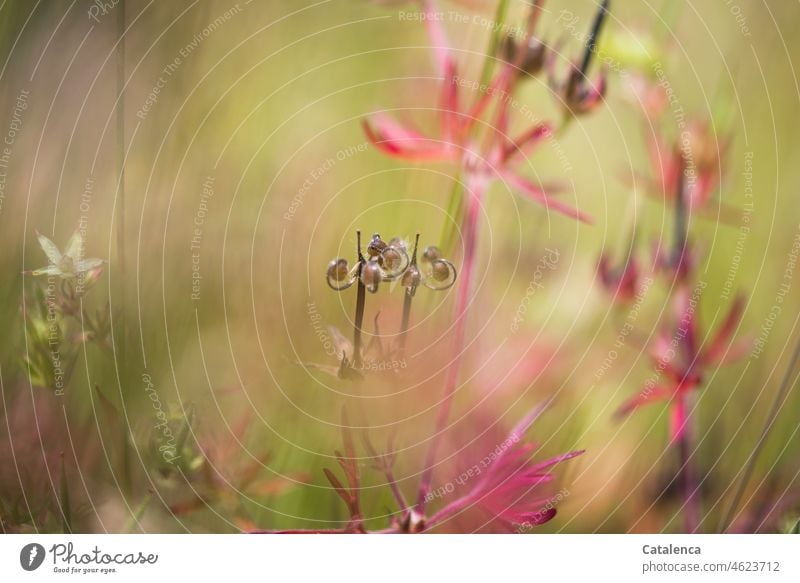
xmin=502 ymin=35 xmax=547 ymax=77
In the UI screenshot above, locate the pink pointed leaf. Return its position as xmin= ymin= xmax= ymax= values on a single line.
xmin=503 ymin=171 xmax=592 ymax=223
xmin=616 ymin=385 xmax=673 ymax=419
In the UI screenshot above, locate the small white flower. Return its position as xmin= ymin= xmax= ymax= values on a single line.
xmin=30 ymin=230 xmax=104 ymax=279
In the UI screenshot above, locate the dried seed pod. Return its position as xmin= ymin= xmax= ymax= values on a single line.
xmin=360 ymin=260 xmax=382 ymax=293
xmin=423 ymin=259 xmax=457 ymax=290
xmin=327 ymin=258 xmax=356 ymax=291
xmin=431 ymin=260 xmax=451 ymax=282
xmin=379 ymin=241 xmax=410 ymax=280
xmin=421 ymin=245 xmax=442 ymax=264
xmin=387 ymin=237 xmax=408 ymax=253
xmin=382 ymin=246 xmax=402 ymax=270
xmin=327 ymin=258 xmax=349 ymax=281
xmin=367 ymin=233 xmax=387 ymax=258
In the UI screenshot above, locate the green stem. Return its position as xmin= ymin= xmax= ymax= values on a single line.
xmin=116 ymin=0 xmax=130 ymax=495
xmin=440 ymin=0 xmax=511 ymax=252
xmin=658 ymin=0 xmax=682 ymax=44
xmin=123 ymin=492 xmax=152 ymax=533
xmin=439 ymin=175 xmax=464 ymax=253
xmin=718 ymin=330 xmax=800 ymax=532
xmin=478 ymin=0 xmax=511 ymax=87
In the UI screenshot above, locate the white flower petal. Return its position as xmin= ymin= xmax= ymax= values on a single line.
xmin=36 ymin=232 xmax=62 ymax=264
xmin=64 ymin=229 xmax=84 ymax=261
xmin=31 ymin=265 xmax=64 ymax=276
xmin=76 ymin=258 xmax=103 ymax=273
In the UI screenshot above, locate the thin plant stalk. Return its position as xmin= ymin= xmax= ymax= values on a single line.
xmin=415 ymin=0 xmax=546 ymax=516
xmin=116 ymin=0 xmax=131 ymax=494
xmin=399 ymin=294 xmax=413 ymax=354
xmin=416 ymin=176 xmax=485 ymax=512
xmin=439 ymin=0 xmax=515 ymax=253
xmin=478 ymin=0 xmax=510 ymax=87
xmin=672 ymin=157 xmax=700 ymax=532
xmin=353 ymin=231 xmax=366 ymax=368
xmin=657 ymin=0 xmax=682 ymax=43
xmin=677 ymin=398 xmax=699 ymax=532
xmin=718 ymin=330 xmax=800 ymax=532
xmin=579 ymin=0 xmax=610 ymax=78
xmin=672 ymin=158 xmax=688 ymax=270
xmin=397 ymin=234 xmax=420 ymax=357
xmin=439 ymin=173 xmax=464 ymax=256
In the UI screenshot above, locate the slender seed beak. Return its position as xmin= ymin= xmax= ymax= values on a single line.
xmin=579 ymin=0 xmax=610 ymax=77
xmin=353 ymin=230 xmax=366 ymax=368
xmin=398 ymin=233 xmax=421 ymax=357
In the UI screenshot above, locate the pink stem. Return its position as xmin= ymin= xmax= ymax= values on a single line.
xmin=677 ymin=393 xmax=699 ymax=533
xmin=416 ymin=174 xmax=485 ymax=512
xmin=421 ymin=0 xmax=451 ymax=77
xmin=426 ymin=493 xmax=475 ymax=528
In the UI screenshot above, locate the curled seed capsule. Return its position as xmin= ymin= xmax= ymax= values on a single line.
xmin=360 ymin=260 xmax=382 ymax=293
xmin=327 ymin=258 xmax=349 ymax=281
xmin=382 ymin=246 xmax=401 ymax=270
xmin=421 ymin=245 xmax=442 ymax=264
xmin=327 ymin=258 xmax=356 ymax=290
xmin=423 ymin=259 xmax=457 ymax=291
xmin=431 ymin=259 xmax=451 ymax=282
xmin=380 ymin=244 xmax=410 ymax=280
xmin=367 ymin=233 xmax=387 ymax=258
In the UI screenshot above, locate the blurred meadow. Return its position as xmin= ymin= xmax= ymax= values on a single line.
xmin=1 ymin=0 xmax=800 ymax=533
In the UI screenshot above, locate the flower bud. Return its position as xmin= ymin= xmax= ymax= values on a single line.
xmin=502 ymin=35 xmax=546 ymax=77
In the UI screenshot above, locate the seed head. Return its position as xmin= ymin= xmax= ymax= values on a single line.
xmin=421 ymin=245 xmax=442 ymax=264
xmin=360 ymin=260 xmax=382 ymax=293
xmin=327 ymin=258 xmax=357 ymax=291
